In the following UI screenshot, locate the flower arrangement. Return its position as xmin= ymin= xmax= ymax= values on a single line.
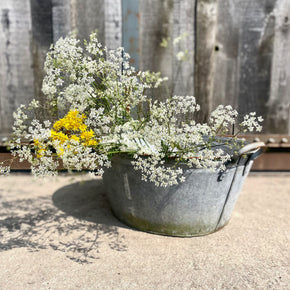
xmin=0 ymin=32 xmax=263 ymax=186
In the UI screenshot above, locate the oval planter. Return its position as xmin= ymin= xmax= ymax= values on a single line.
xmin=103 ymin=142 xmax=264 ymax=237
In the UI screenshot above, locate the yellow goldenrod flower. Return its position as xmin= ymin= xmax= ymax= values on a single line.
xmin=53 ymin=119 xmax=65 ymax=131
xmin=79 ymin=124 xmax=88 ymax=132
xmin=34 ymin=139 xmax=46 ymax=158
xmin=34 ymin=139 xmax=40 ymax=147
xmin=85 ymin=139 xmax=98 ymax=146
xmin=80 ymin=130 xmax=94 ymax=140
xmin=52 ymin=110 xmax=86 ymax=132
xmin=70 ymin=135 xmax=80 ymax=142
xmin=50 ymin=110 xmax=98 ymax=150
xmin=50 ymin=129 xmax=69 ymax=144
xmin=36 ymin=148 xmax=45 ymax=158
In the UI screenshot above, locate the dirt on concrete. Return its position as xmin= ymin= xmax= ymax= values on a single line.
xmin=0 ymin=172 xmax=289 ymax=289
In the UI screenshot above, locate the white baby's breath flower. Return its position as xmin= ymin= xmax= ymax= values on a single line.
xmin=240 ymin=113 xmax=263 ymax=132
xmin=44 ymin=120 xmax=51 ymax=128
xmin=176 ymin=51 xmax=185 ymax=61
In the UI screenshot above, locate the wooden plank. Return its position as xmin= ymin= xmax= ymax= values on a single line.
xmin=0 ymin=153 xmax=31 ymax=170
xmin=3 ymin=151 xmax=290 ymax=171
xmin=0 ymin=0 xmax=34 ymax=136
xmin=71 ymin=0 xmax=106 ymax=44
xmin=194 ymin=0 xmax=218 ymax=121
xmin=266 ymin=0 xmax=290 ymax=134
xmin=3 ymin=149 xmax=290 ymax=171
xmin=210 ymin=0 xmax=240 ymax=109
xmin=236 ymin=0 xmax=277 ymax=128
xmin=172 ymin=0 xmax=195 ymax=96
xmin=122 ymin=0 xmax=140 ymax=69
xmin=30 ymin=0 xmax=53 ymax=47
xmin=30 ymin=0 xmax=53 ymax=120
xmin=240 ymin=134 xmax=290 ymax=147
xmin=51 ymin=0 xmax=71 ymax=42
xmin=104 ymin=0 xmax=122 ymax=49
xmin=139 ymin=0 xmax=196 ymax=102
xmin=252 ymin=152 xmax=290 ymax=171
xmin=139 ymin=0 xmax=173 ymax=101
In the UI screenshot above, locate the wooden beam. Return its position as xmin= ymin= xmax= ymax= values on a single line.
xmin=252 ymin=153 xmax=290 ymax=171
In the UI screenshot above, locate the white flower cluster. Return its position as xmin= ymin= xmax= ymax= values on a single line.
xmin=132 ymin=155 xmax=184 ymax=187
xmin=0 ymin=32 xmax=264 ymax=187
xmin=0 ymin=166 xmax=10 ymax=175
xmin=241 ymin=112 xmax=263 ymax=132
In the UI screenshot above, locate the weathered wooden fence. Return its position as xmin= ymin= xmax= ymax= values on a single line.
xmin=1 ymin=0 xmax=290 ymax=139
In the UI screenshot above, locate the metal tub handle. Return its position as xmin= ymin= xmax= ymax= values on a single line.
xmin=238 ymin=141 xmax=265 ymax=157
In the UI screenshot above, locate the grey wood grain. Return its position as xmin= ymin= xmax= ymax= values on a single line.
xmin=266 ymin=0 xmax=290 ymax=133
xmin=172 ymin=0 xmax=195 ymax=96
xmin=236 ymin=0 xmax=275 ymax=128
xmin=0 ymin=0 xmax=34 ymax=135
xmin=0 ymin=0 xmax=289 ymax=136
xmin=104 ymin=0 xmax=121 ymax=50
xmin=52 ymin=0 xmax=71 ymax=42
xmin=194 ymin=0 xmax=218 ymax=122
xmin=139 ymin=0 xmax=174 ymax=101
xmin=194 ymin=0 xmax=290 ymax=133
xmin=30 ymin=0 xmax=53 ymax=120
xmin=72 ymin=0 xmax=105 ymax=44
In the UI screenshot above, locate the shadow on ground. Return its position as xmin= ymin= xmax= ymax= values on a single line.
xmin=0 ymin=179 xmax=128 ymax=263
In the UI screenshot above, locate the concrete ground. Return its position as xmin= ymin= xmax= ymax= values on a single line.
xmin=0 ymin=172 xmax=289 ymax=289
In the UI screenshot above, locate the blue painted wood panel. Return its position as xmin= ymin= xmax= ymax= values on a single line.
xmin=122 ymin=0 xmax=140 ymax=70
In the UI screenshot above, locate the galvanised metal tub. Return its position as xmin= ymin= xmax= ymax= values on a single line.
xmin=103 ymin=141 xmax=264 ymax=237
